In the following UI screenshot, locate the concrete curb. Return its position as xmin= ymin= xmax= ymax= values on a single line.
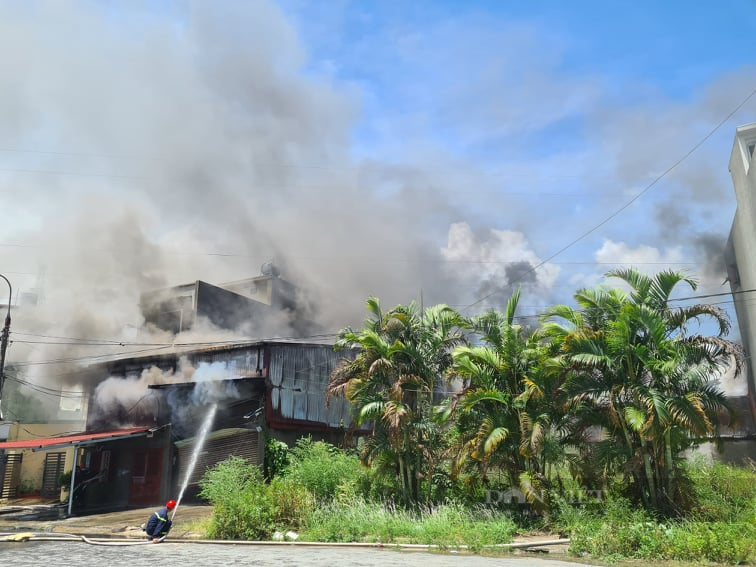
xmin=1 ymin=531 xmax=570 ymax=551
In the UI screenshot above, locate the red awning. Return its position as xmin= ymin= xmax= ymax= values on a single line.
xmin=0 ymin=426 xmax=152 ymax=452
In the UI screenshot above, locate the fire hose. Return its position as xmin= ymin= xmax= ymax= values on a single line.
xmin=0 ymin=532 xmax=156 ymax=546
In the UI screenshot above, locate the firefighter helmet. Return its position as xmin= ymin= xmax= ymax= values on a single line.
xmin=166 ymin=499 xmax=177 ymax=510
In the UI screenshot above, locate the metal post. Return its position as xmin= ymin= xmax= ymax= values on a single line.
xmin=67 ymin=452 xmax=78 ymax=517
xmin=0 ymin=274 xmax=11 ymax=421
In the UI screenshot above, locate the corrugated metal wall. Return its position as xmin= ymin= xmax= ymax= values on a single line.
xmin=268 ymin=344 xmax=352 ymax=427
xmin=191 ymin=347 xmax=263 ymax=377
xmin=175 ymin=428 xmax=263 ymax=487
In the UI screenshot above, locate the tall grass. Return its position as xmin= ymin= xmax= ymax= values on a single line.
xmin=684 ymin=456 xmax=756 ymax=522
xmin=299 ymin=497 xmax=517 ymax=550
xmin=554 ymin=459 xmax=756 ymax=564
xmin=199 ymin=441 xmax=756 ymax=563
xmin=198 ymin=455 xmax=313 ymax=540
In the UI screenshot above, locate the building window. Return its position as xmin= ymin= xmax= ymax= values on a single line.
xmin=741 ymin=132 xmax=756 ymax=174
xmin=60 ymin=384 xmax=84 ymax=412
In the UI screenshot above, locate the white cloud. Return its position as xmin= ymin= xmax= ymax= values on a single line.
xmin=441 ymin=222 xmax=560 ymax=312
xmin=595 ymin=240 xmax=686 ymax=267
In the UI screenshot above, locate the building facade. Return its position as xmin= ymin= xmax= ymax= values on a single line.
xmin=0 ymin=340 xmax=359 ymax=513
xmin=725 ymin=122 xmax=756 ymax=445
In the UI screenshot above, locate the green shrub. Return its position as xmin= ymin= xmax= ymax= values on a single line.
xmin=198 ymin=455 xmax=322 ymax=540
xmin=288 ymin=437 xmax=364 ymax=501
xmin=301 ymin=497 xmax=393 ymax=542
xmin=58 ymin=471 xmax=72 ymax=489
xmin=198 ymin=456 xmax=273 ymax=540
xmin=354 ymin=463 xmax=401 ymax=502
xmin=17 ymin=479 xmax=36 ymax=495
xmin=560 ymin=495 xmax=656 ymax=558
xmin=552 ymin=496 xmax=600 ymax=538
xmin=264 ymin=437 xmax=290 ymax=480
xmin=413 ymin=502 xmax=515 ymax=550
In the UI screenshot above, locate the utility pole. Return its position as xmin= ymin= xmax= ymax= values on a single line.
xmin=0 ymin=274 xmax=11 ymax=421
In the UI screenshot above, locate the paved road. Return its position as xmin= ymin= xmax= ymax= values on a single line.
xmin=0 ymin=540 xmax=589 ymax=567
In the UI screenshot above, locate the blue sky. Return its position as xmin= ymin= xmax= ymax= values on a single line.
xmin=0 ymin=1 xmax=755 ymax=383
xmin=276 ymin=1 xmax=756 ymax=313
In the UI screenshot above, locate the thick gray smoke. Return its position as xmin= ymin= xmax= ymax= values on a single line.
xmin=0 ymin=2 xmax=752 ymax=421
xmin=0 ymin=2 xmax=559 ymax=398
xmin=693 ymin=233 xmax=728 ymax=287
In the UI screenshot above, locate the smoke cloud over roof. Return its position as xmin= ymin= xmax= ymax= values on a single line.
xmin=1 ymin=1 xmax=752 ymax=408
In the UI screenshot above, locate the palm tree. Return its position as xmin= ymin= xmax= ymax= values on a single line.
xmin=447 ymin=291 xmax=527 ymax=484
xmin=449 ymin=292 xmax=558 ymax=486
xmin=449 ymin=290 xmax=582 ymax=514
xmin=540 ymin=268 xmax=743 ymax=514
xmin=328 ymin=297 xmax=466 ymax=505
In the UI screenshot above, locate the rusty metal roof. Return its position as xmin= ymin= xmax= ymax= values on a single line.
xmin=0 ymin=426 xmax=153 ymax=451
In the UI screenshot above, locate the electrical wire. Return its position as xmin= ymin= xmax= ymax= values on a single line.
xmin=4 ymin=334 xmax=341 ymax=369
xmin=9 ymin=345 xmax=175 ymax=366
xmin=3 ymin=284 xmax=751 ymax=368
xmin=9 ymin=375 xmax=86 ymax=397
xmin=0 ymin=166 xmax=144 ymax=180
xmin=461 ymin=85 xmax=756 ymax=312
xmin=8 ymin=331 xmax=340 ymax=349
xmin=5 ymin=282 xmax=750 ymax=368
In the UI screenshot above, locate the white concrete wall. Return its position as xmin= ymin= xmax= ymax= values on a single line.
xmin=728 ymin=123 xmax=756 ymax=402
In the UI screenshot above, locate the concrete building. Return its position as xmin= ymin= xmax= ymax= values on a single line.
xmin=725 ymin=122 xmax=756 ymax=444
xmin=139 ymin=266 xmax=313 ymax=336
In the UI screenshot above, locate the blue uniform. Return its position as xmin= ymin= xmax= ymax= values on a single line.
xmin=145 ymin=506 xmax=173 ymax=540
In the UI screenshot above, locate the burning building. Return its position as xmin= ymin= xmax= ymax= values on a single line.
xmin=0 ymin=263 xmax=357 ymax=514
xmin=0 ymin=339 xmax=358 ymax=514
xmin=139 ymin=266 xmax=316 ymax=336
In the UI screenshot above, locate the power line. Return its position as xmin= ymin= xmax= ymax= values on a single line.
xmin=8 ymin=285 xmax=751 ymax=364
xmin=10 ymin=330 xmax=339 ymax=347
xmin=478 ymin=287 xmax=756 ymax=325
xmin=0 ymin=145 xmax=621 ymax=181
xmin=9 ymin=288 xmax=755 ymax=353
xmin=461 ymin=85 xmax=756 ymax=312
xmin=0 ymin=239 xmax=709 ymax=265
xmin=7 ymin=332 xmax=342 ymax=366
xmin=0 ymin=147 xmax=149 ymax=160
xmin=10 ymin=345 xmax=175 ymax=366
xmin=0 ymin=166 xmax=144 ymax=180
xmin=8 ymin=375 xmax=86 ymax=399
xmin=669 ymin=287 xmax=756 ymax=303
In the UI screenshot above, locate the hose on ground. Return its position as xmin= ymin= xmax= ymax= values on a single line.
xmin=0 ymin=531 xmax=163 ymax=546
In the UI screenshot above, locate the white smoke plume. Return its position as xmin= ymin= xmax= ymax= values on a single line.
xmin=88 ymin=358 xmax=241 ymax=430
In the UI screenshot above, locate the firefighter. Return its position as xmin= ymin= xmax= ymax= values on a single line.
xmin=144 ymin=499 xmax=176 ymax=542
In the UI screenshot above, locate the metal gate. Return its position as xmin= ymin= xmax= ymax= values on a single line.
xmin=41 ymin=452 xmax=66 ymax=498
xmin=175 ymin=428 xmax=262 ymax=488
xmin=0 ymin=453 xmax=22 ymax=499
